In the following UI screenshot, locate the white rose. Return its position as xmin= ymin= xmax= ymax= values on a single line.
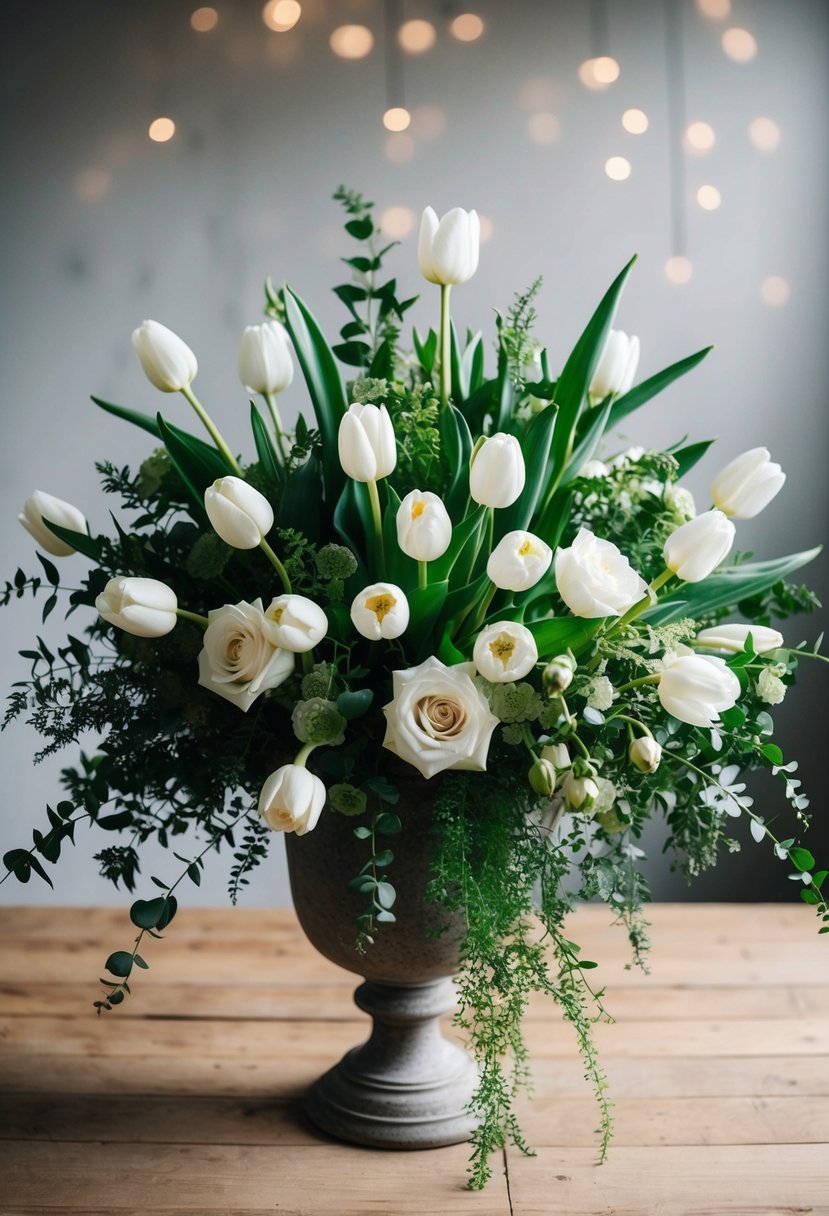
xmin=382 ymin=656 xmax=498 ymax=779
xmin=264 ymin=594 xmax=328 ymax=653
xmin=258 ymin=764 xmax=325 ymax=835
xmin=473 ymin=621 xmax=538 ymax=683
xmin=695 ymin=623 xmax=783 ymax=655
xmin=351 ymin=582 xmax=409 ymax=641
xmin=487 ymin=530 xmax=552 ymax=592
xmin=554 ymin=527 xmax=647 ymax=618
xmin=198 ymin=599 xmax=294 ymax=712
xmin=657 ymin=651 xmax=741 ymax=728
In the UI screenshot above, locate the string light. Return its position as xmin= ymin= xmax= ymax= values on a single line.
xmin=383 ymin=106 xmax=411 ymax=132
xmin=665 ymin=255 xmax=693 ymax=284
xmin=721 ymin=27 xmax=757 ymax=62
xmin=527 ymin=113 xmax=560 ymax=144
xmin=148 ymin=117 xmax=176 ymax=142
xmin=330 ymin=25 xmax=374 ymax=59
xmin=749 ymin=117 xmax=780 ymax=151
xmin=578 ymin=55 xmax=620 ymax=89
xmin=398 ymin=19 xmax=436 ymax=54
xmin=695 ymin=0 xmax=730 ymax=18
xmin=605 ymin=156 xmax=631 ymax=181
xmin=761 ymin=276 xmax=790 ymax=306
xmin=685 ymin=120 xmax=715 ymax=152
xmin=190 ymin=7 xmax=218 ymax=32
xmin=262 ymin=0 xmax=301 ymax=33
xmin=696 ymin=184 xmax=721 ymax=210
xmin=622 ymin=108 xmax=649 ymax=134
xmin=450 ymin=13 xmax=484 ymax=42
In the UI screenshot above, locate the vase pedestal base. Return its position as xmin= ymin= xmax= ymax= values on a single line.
xmin=302 ymin=977 xmax=478 ymax=1150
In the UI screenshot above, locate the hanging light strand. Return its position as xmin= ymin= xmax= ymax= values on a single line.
xmin=664 ymin=0 xmax=690 ymax=275
xmin=383 ymin=0 xmax=410 ymax=129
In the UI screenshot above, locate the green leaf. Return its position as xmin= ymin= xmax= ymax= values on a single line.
xmin=133 ymin=954 xmax=149 ymax=970
xmin=413 ymin=327 xmax=438 ymax=375
xmin=345 ymin=216 xmax=374 ymax=240
xmin=431 ymin=504 xmax=486 ymax=583
xmin=801 ymin=888 xmax=820 ymax=905
xmin=406 ymin=581 xmax=449 ymax=653
xmin=347 ymin=874 xmax=376 ymax=894
xmin=333 ymin=340 xmax=370 ymax=368
xmin=372 ymin=849 xmax=394 ymax=867
xmin=39 ymin=520 xmax=103 ymax=563
xmin=375 ymin=811 xmax=402 ymax=836
xmin=352 ymin=826 xmax=372 ymax=840
xmin=283 ymin=286 xmax=348 ymax=504
xmin=761 ymin=742 xmax=784 ymax=765
xmin=526 ymin=616 xmax=605 ymax=659
xmin=97 ymin=811 xmax=133 ymax=831
xmin=333 ymin=477 xmax=373 ymax=572
xmin=250 ymin=402 xmax=282 ymax=490
xmin=608 ymin=346 xmax=713 ymax=428
xmin=157 ymin=414 xmax=233 ymax=514
xmin=645 ymin=548 xmax=823 ymax=624
xmin=375 ymin=881 xmax=396 ymax=910
xmin=790 ymin=847 xmax=815 ymax=872
xmin=375 ymin=910 xmax=397 ymax=924
xmin=336 ymin=689 xmax=374 ymax=720
xmin=105 ymin=951 xmax=134 ymax=978
xmin=280 ymin=453 xmax=323 ymax=542
xmin=440 ymin=405 xmax=474 ymax=523
xmin=672 ymin=439 xmax=715 ymax=478
xmin=560 ymin=402 xmax=612 ymax=487
xmin=36 ymin=553 xmax=60 ymax=587
xmin=92 ymin=395 xmax=162 ymax=439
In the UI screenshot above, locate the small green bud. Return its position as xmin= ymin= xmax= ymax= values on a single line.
xmin=629 ymin=736 xmax=662 ymax=773
xmin=329 ymin=783 xmax=368 ymax=817
xmin=300 ymin=662 xmax=338 ymax=701
xmin=316 ymin=544 xmax=358 ymax=581
xmin=528 ymin=757 xmax=557 ymax=797
xmin=291 ymin=697 xmax=346 ymax=746
xmin=563 ymin=772 xmax=598 ymax=813
xmin=543 ymin=654 xmax=575 ymax=695
xmin=186 ymin=532 xmax=233 ymax=580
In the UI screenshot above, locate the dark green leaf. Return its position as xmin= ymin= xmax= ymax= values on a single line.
xmin=92 ymin=395 xmax=162 ymax=439
xmin=347 ymin=874 xmax=376 ymax=894
xmin=36 ymin=553 xmax=60 ymax=586
xmin=39 ymin=520 xmax=103 ymax=563
xmin=250 ymin=402 xmax=282 ymax=490
xmin=646 ymin=548 xmax=822 ymax=624
xmin=345 ymin=217 xmax=374 ymax=240
xmin=673 ymin=439 xmax=716 ymax=478
xmin=790 ymin=847 xmax=815 ymax=872
xmin=336 ymin=689 xmax=374 ymax=720
xmin=608 ymin=346 xmax=713 ymax=428
xmin=375 ymin=812 xmax=402 ymax=836
xmin=105 ymin=951 xmax=134 ymax=978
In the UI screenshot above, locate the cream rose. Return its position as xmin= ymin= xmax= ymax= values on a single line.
xmin=382 ymin=656 xmax=498 ymax=779
xmin=198 ymin=598 xmax=294 ymax=712
xmin=554 ymin=526 xmax=647 ymax=618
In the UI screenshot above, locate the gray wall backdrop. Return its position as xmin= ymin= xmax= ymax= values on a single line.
xmin=1 ymin=0 xmax=827 ymax=909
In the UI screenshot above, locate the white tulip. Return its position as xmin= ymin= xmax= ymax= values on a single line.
xmin=469 ymin=433 xmax=525 ymax=508
xmin=581 ymin=459 xmax=610 ymax=479
xmin=589 ymin=330 xmax=640 ymax=402
xmin=198 ymin=599 xmax=294 ymax=712
xmin=396 ymin=490 xmax=452 ymax=562
xmin=696 ymin=623 xmax=783 ymax=655
xmin=487 ymin=530 xmax=552 ymax=592
xmin=664 ymin=510 xmax=735 ymax=583
xmin=382 ymin=656 xmax=498 ymax=779
xmin=541 ymin=743 xmax=571 ymax=771
xmin=258 ymin=764 xmax=325 ymax=835
xmin=418 ymin=206 xmax=480 ymax=286
xmin=132 ymin=319 xmax=197 ymax=392
xmin=473 ymin=621 xmax=538 ymax=683
xmin=710 ymin=447 xmax=786 ymax=519
xmin=555 ymin=527 xmax=647 ymax=618
xmin=351 ymin=582 xmax=409 ymax=641
xmin=562 ymin=772 xmax=599 ymax=812
xmin=238 ymin=320 xmax=294 ymax=396
xmin=18 ymin=491 xmax=88 ymax=557
xmin=96 ymin=576 xmax=177 ymax=638
xmin=337 ymin=403 xmax=397 ymax=482
xmin=264 ymin=595 xmax=328 ymax=653
xmin=629 ymin=736 xmax=662 ymax=773
xmin=204 ymin=476 xmax=273 ymax=549
xmin=657 ymin=651 xmax=741 ymax=728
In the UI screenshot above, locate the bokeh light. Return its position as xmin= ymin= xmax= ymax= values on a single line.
xmin=380 ymin=206 xmax=416 ymax=239
xmin=479 ymin=215 xmax=494 ymax=244
xmin=696 ymin=0 xmax=730 ymax=18
xmin=722 ymin=27 xmax=758 ymax=62
xmin=697 ymin=184 xmax=722 ymax=210
xmin=578 ymin=56 xmax=620 ymax=90
xmin=605 ymin=156 xmax=631 ymax=181
xmin=527 ymin=112 xmax=561 ymax=145
xmin=74 ymin=168 xmax=111 ymax=203
xmin=262 ymin=0 xmax=301 ymax=32
xmin=148 ymin=117 xmax=176 ymax=142
xmin=519 ymin=77 xmax=556 ymax=110
xmin=450 ymin=13 xmax=485 ymax=42
xmin=761 ymin=276 xmax=790 ymax=306
xmin=383 ymin=107 xmax=411 ymax=133
xmin=330 ymin=24 xmax=374 ymax=59
xmin=749 ymin=117 xmax=781 ymax=151
xmin=622 ymin=108 xmax=649 ymax=134
xmin=665 ymin=256 xmax=693 ymax=284
xmin=410 ymin=105 xmax=446 ymax=140
xmin=190 ymin=7 xmax=218 ymax=32
xmin=384 ymin=133 xmax=416 ymax=163
xmin=685 ymin=120 xmax=716 ymax=152
xmin=398 ymin=19 xmax=436 ymax=54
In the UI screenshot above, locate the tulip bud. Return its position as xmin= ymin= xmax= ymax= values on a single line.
xmin=351 ymin=582 xmax=409 ymax=641
xmin=663 ymin=510 xmax=735 ymax=583
xmin=238 ymin=320 xmax=294 ymax=396
xmin=18 ymin=491 xmax=88 ymax=557
xmin=473 ymin=621 xmax=538 ymax=683
xmin=589 ymin=330 xmax=640 ymax=402
xmin=396 ymin=490 xmax=452 ymax=562
xmin=487 ymin=530 xmax=552 ymax=592
xmin=96 ymin=576 xmax=178 ymax=638
xmin=710 ymin=447 xmax=786 ymax=520
xmin=469 ymin=433 xmax=526 ymax=508
xmin=258 ymin=764 xmax=326 ymax=835
xmin=695 ymin=623 xmax=783 ymax=655
xmin=264 ymin=595 xmax=328 ymax=653
xmin=529 ymin=757 xmax=557 ymax=797
xmin=337 ymin=403 xmax=397 ymax=483
xmin=657 ymin=651 xmax=741 ymax=728
xmin=418 ymin=206 xmax=480 ymax=286
xmin=204 ymin=476 xmax=273 ymax=549
xmin=541 ymin=742 xmax=571 ymax=771
xmin=562 ymin=771 xmax=599 ymax=813
xmin=542 ymin=655 xmax=576 ymax=695
xmin=132 ymin=320 xmax=197 ymax=393
xmin=629 ymin=736 xmax=662 ymax=773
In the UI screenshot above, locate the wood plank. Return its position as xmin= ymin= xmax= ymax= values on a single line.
xmin=2 ymin=1053 xmax=825 ymax=1101
xmin=504 ymin=1144 xmax=829 ymax=1215
xmin=3 ymin=980 xmax=829 ymax=1021
xmin=0 ymin=1141 xmax=511 ymax=1214
xmin=2 ymin=1092 xmax=827 ymax=1150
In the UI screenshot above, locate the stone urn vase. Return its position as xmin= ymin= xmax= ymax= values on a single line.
xmin=284 ymin=772 xmax=477 ymax=1149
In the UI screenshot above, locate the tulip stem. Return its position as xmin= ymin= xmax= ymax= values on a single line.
xmin=607 ymin=569 xmax=675 ymax=639
xmin=259 ymin=538 xmax=293 ymax=595
xmin=367 ymin=479 xmax=385 ymax=576
xmin=175 ymin=608 xmax=209 ymax=628
xmin=418 ymin=560 xmax=428 ymax=590
xmin=264 ymin=392 xmax=290 ymax=462
xmin=469 ymin=579 xmax=498 ymax=634
xmin=181 ymin=387 xmax=242 ymax=476
xmin=614 ymin=673 xmax=661 ymax=695
xmin=439 ymin=285 xmax=452 ymax=410
xmin=293 ymin=743 xmax=318 ymax=769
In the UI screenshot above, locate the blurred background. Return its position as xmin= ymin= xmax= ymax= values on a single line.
xmin=1 ymin=0 xmax=827 ymax=908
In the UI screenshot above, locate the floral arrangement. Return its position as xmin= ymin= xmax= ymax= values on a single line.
xmin=3 ymin=187 xmax=826 ymax=1188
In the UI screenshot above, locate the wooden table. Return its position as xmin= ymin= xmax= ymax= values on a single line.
xmin=0 ymin=904 xmax=826 ymax=1215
